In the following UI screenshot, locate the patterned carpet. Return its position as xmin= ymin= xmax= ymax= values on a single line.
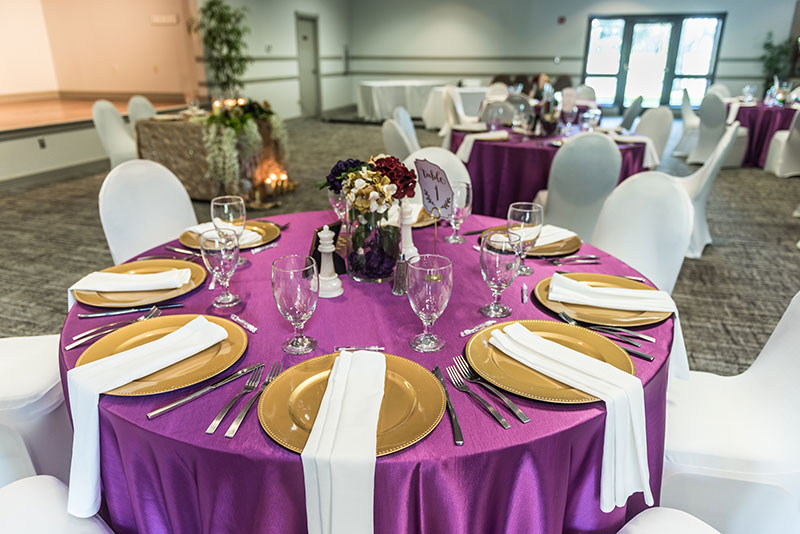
xmin=1 ymin=117 xmax=798 ymax=376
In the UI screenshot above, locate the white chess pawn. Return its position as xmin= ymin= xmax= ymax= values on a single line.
xmin=317 ymin=225 xmax=343 ymax=298
xmin=401 ymin=202 xmax=419 ymax=259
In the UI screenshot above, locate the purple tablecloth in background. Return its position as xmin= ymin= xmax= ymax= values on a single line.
xmin=733 ymin=104 xmax=797 ymax=167
xmin=450 ymin=132 xmax=646 ymax=219
xmin=59 ymin=211 xmax=672 ymax=534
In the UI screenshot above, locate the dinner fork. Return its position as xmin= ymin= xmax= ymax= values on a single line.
xmin=263 ymin=220 xmax=290 ymax=231
xmin=224 ymin=361 xmax=283 ymax=438
xmin=445 ymin=366 xmax=510 ymax=429
xmin=71 ymin=306 xmax=161 ymax=341
xmin=65 ymin=307 xmax=162 ymax=350
xmin=452 ymin=356 xmax=530 ymax=423
xmin=206 ymin=365 xmax=263 ymax=434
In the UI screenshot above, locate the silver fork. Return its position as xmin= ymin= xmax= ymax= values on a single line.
xmin=452 ymin=356 xmax=530 ymax=423
xmin=445 ymin=366 xmax=510 ymax=429
xmin=224 ymin=361 xmax=283 ymax=438
xmin=71 ymin=306 xmax=160 ymax=341
xmin=65 ymin=307 xmax=162 ymax=350
xmin=205 ymin=365 xmax=263 ymax=434
xmin=263 ymin=220 xmax=290 ymax=231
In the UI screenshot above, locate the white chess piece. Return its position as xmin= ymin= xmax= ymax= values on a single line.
xmin=317 ymin=225 xmax=343 ymax=298
xmin=401 ymin=202 xmax=419 ymax=259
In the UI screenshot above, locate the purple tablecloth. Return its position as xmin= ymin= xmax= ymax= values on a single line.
xmin=450 ymin=132 xmax=647 ymax=219
xmin=59 ymin=211 xmax=672 ymax=534
xmin=733 ymin=104 xmax=797 ymax=167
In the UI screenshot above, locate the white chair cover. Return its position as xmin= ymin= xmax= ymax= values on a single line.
xmin=0 ymin=423 xmax=35 ymax=489
xmin=484 ymin=82 xmax=509 ymax=101
xmin=0 ymin=475 xmax=114 ymax=533
xmin=707 ymin=83 xmax=731 ymax=99
xmin=764 ymin=109 xmax=800 ymax=178
xmin=575 ymin=84 xmax=596 ymax=101
xmin=687 ymin=93 xmax=726 ymax=164
xmin=620 ymin=96 xmax=643 ymax=130
xmin=91 ymin=100 xmax=137 ymax=168
xmin=381 ymin=119 xmax=416 ymax=161
xmin=0 ymin=335 xmax=72 ymax=483
xmin=403 ymin=147 xmax=471 ymax=206
xmin=127 ymin=95 xmax=156 ymax=131
xmin=459 ymin=78 xmax=482 ymax=87
xmin=545 ymin=133 xmax=622 ymax=240
xmin=634 ymin=106 xmax=673 ymax=160
xmin=561 ymin=87 xmax=578 ymax=113
xmin=99 ymin=160 xmax=198 ymax=264
xmin=591 ymin=172 xmax=693 ymax=294
xmin=673 ymin=89 xmax=701 ymax=157
xmin=392 ymin=106 xmax=421 ymax=153
xmin=663 ymin=290 xmax=800 ymax=533
xmin=617 ymin=507 xmax=721 ymax=534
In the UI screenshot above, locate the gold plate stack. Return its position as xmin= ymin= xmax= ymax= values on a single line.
xmin=478 ymin=225 xmax=582 ymax=257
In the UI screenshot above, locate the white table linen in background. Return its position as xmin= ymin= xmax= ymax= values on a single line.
xmin=456 ymin=130 xmax=509 ymax=162
xmin=422 ymin=86 xmax=488 ymax=129
xmin=357 ymin=80 xmax=446 ymax=122
xmin=606 ymin=132 xmax=661 ymax=168
xmin=66 ymin=316 xmax=228 ymax=517
xmin=67 ymin=270 xmax=191 ymax=310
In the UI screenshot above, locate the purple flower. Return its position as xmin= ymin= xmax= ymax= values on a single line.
xmin=326 ymin=158 xmax=366 ymax=193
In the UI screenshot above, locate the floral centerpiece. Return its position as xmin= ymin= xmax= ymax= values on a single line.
xmin=319 ymin=155 xmax=417 ymax=282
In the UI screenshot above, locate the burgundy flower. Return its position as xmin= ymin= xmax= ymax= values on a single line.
xmin=372 ymin=156 xmax=417 ymax=199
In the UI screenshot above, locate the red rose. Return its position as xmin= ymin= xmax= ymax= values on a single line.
xmin=372 ymin=156 xmax=417 ymax=199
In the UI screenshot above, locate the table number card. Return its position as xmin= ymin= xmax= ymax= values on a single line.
xmin=414 ymin=159 xmax=454 ymax=220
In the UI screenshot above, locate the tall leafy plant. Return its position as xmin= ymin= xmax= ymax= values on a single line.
xmin=760 ymin=31 xmax=794 ymax=86
xmin=194 ymin=0 xmax=252 ymax=96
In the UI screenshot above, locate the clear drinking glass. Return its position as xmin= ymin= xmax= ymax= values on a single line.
xmin=507 ymin=201 xmax=543 ymax=276
xmin=406 ymin=254 xmax=453 ymax=353
xmin=271 ymin=255 xmax=319 ymax=354
xmin=211 ymin=195 xmax=247 ymax=265
xmin=479 ymin=231 xmax=521 ymax=318
xmin=328 ymin=189 xmax=347 ymax=225
xmin=200 ymin=229 xmax=241 ymax=308
xmin=561 ymin=106 xmax=579 ymax=134
xmin=444 ymin=183 xmax=472 ymax=244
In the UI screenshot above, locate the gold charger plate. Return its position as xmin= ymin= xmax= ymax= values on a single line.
xmin=258 ymin=353 xmax=445 ymax=456
xmin=72 ymin=259 xmax=206 ymax=308
xmin=479 ymin=226 xmax=582 ymax=257
xmin=179 ymin=220 xmax=281 ymax=250
xmin=534 ymin=273 xmax=672 ymax=327
xmin=75 ymin=314 xmax=247 ymax=396
xmin=466 ymin=320 xmax=633 ymax=403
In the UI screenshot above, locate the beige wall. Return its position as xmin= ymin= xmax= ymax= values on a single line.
xmin=0 ymin=0 xmax=58 ymax=96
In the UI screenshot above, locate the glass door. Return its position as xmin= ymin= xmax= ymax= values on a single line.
xmin=623 ymin=22 xmax=673 ymax=107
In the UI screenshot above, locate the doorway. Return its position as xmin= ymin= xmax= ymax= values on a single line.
xmin=296 ymin=14 xmax=321 ymax=117
xmin=582 ymin=14 xmax=725 ymax=110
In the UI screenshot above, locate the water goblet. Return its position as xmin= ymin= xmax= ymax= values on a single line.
xmin=561 ymin=106 xmax=579 ymax=135
xmin=479 ymin=231 xmax=521 ymax=318
xmin=272 ymin=255 xmax=319 ymax=355
xmin=507 ymin=201 xmax=543 ymax=276
xmin=444 ymin=183 xmax=472 ymax=244
xmin=211 ymin=195 xmax=247 ymax=265
xmin=200 ymin=229 xmax=241 ymax=308
xmin=406 ymin=254 xmax=453 ymax=353
xmin=328 ymin=188 xmax=347 ymax=225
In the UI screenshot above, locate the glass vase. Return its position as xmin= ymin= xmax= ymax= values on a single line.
xmin=345 ymin=200 xmax=401 ymax=283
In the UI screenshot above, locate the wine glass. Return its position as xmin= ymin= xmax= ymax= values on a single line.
xmin=328 ymin=189 xmax=347 ymax=224
xmin=479 ymin=231 xmax=521 ymax=318
xmin=211 ymin=195 xmax=248 ymax=265
xmin=406 ymin=254 xmax=453 ymax=353
xmin=507 ymin=201 xmax=543 ymax=276
xmin=200 ymin=229 xmax=241 ymax=308
xmin=444 ymin=183 xmax=472 ymax=244
xmin=272 ymin=255 xmax=319 ymax=354
xmin=561 ymin=106 xmax=578 ymax=135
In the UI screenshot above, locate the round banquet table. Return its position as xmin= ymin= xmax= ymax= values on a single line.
xmin=732 ymin=103 xmax=797 ymax=168
xmin=357 ymin=80 xmax=446 ymax=122
xmin=59 ymin=211 xmax=672 ymax=534
xmin=450 ymin=131 xmax=647 ymax=219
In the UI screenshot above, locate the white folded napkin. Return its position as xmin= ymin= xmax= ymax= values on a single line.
xmin=606 ymin=132 xmax=661 ymax=168
xmin=66 ymin=316 xmax=228 ymax=517
xmin=489 ymin=322 xmax=653 ymax=512
xmin=456 ymin=130 xmax=509 ymax=162
xmin=186 ymin=221 xmax=262 ymax=247
xmin=67 ymin=269 xmax=192 ymax=310
xmin=534 ymin=224 xmax=578 ymax=247
xmin=302 ymin=350 xmax=386 ymax=534
xmin=452 ymin=123 xmax=488 ymax=132
xmin=548 ymin=273 xmax=689 ymax=379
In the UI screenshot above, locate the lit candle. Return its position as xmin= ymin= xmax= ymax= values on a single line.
xmin=237 ymin=98 xmax=247 ymax=106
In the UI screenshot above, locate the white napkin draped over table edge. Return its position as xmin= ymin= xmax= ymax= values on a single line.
xmin=489 ymin=322 xmax=653 ymax=512
xmin=66 ymin=316 xmax=228 ymax=517
xmin=301 ymin=350 xmax=386 ymax=534
xmin=186 ymin=221 xmax=262 ymax=247
xmin=605 ymin=132 xmax=661 ymax=168
xmin=455 ymin=130 xmax=510 ymax=162
xmin=548 ymin=273 xmax=689 ymax=379
xmin=67 ymin=269 xmax=192 ymax=310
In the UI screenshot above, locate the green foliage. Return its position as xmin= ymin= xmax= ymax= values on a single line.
xmin=194 ymin=0 xmax=252 ymax=95
xmin=761 ymin=31 xmax=794 ymax=82
xmin=206 ymin=100 xmax=271 ymax=132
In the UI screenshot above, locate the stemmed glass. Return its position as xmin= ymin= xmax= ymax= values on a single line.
xmin=507 ymin=201 xmax=543 ymax=276
xmin=328 ymin=189 xmax=347 ymax=224
xmin=211 ymin=195 xmax=248 ymax=265
xmin=561 ymin=106 xmax=578 ymax=135
xmin=479 ymin=231 xmax=521 ymax=318
xmin=406 ymin=254 xmax=453 ymax=353
xmin=272 ymin=255 xmax=319 ymax=354
xmin=444 ymin=183 xmax=472 ymax=244
xmin=200 ymin=229 xmax=241 ymax=308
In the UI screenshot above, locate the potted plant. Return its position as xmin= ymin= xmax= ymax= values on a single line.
xmin=761 ymin=31 xmax=794 ymax=90
xmin=193 ymin=0 xmax=252 ymax=97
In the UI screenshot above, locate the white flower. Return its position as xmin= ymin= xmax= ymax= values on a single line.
xmin=369 ymin=199 xmax=379 ymax=212
xmin=354 ymin=178 xmax=367 ymax=191
xmin=372 ymin=153 xmax=391 ymax=161
xmin=383 ymin=184 xmax=397 ymax=196
xmin=368 ymin=191 xmax=380 ymax=201
xmin=376 ymin=203 xmax=389 ymax=214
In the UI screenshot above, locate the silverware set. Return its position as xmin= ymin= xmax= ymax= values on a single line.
xmin=66 ymin=306 xmax=162 ymax=350
xmin=165 ymin=245 xmax=202 ymax=257
xmin=558 ymin=311 xmax=655 ymax=362
xmin=77 ymin=304 xmax=182 ymax=318
xmin=445 ymin=365 xmax=511 ymax=429
xmin=224 ymin=361 xmax=283 ymax=438
xmin=452 ymin=355 xmax=530 ymax=423
xmin=206 ymin=366 xmax=264 ymax=434
xmin=545 ymin=254 xmax=600 ymax=266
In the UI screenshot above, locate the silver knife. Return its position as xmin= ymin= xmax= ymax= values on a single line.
xmin=146 ymin=363 xmax=263 ymax=419
xmin=433 ymin=366 xmax=464 ymax=446
xmin=77 ymin=304 xmax=183 ymax=318
xmin=165 ymin=245 xmax=201 ymax=257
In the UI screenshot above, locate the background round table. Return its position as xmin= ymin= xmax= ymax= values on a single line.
xmin=450 ymin=131 xmax=647 ymax=219
xmin=59 ymin=211 xmax=673 ymax=534
xmin=731 ymin=104 xmax=797 ymax=168
xmin=357 ymin=80 xmax=446 ymax=121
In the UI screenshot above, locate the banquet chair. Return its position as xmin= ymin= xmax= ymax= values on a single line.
xmin=485 ymin=82 xmax=509 ymax=101
xmin=381 ymin=119 xmax=416 ymax=161
xmin=127 ymin=95 xmax=156 ymax=133
xmin=91 ymin=100 xmax=137 ymax=168
xmin=392 ymin=107 xmax=421 ymax=153
xmin=620 ymin=96 xmax=643 ymax=131
xmin=0 ymin=423 xmax=35 ymax=489
xmin=764 ymin=107 xmax=800 ymax=178
xmin=543 ymin=133 xmax=622 ymax=240
xmin=634 ymin=106 xmax=673 ymax=159
xmin=443 ymin=86 xmax=478 ymax=125
xmin=687 ymin=92 xmax=747 ymax=168
xmin=99 ymin=159 xmax=198 ymax=264
xmin=0 ymin=475 xmax=114 ymax=533
xmin=707 ymin=83 xmax=731 ymax=99
xmin=561 ymin=87 xmax=578 ymax=113
xmin=617 ymin=507 xmax=721 ymax=533
xmin=662 ymin=290 xmax=800 ymax=533
xmin=403 ymin=147 xmax=471 ymax=204
xmin=575 ymin=84 xmax=596 ymax=101
xmin=0 ymin=335 xmax=72 ymax=484
xmin=591 ymin=172 xmax=693 ymax=294
xmin=673 ymin=89 xmax=701 ymax=157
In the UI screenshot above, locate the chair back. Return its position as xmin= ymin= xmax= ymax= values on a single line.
xmin=127 ymin=95 xmax=156 ymax=129
xmin=620 ymin=96 xmax=643 ymax=130
xmin=99 ymin=160 xmax=198 ymax=264
xmin=575 ymin=84 xmax=596 ymax=101
xmin=0 ymin=423 xmax=35 ymax=489
xmin=707 ymin=83 xmax=731 ymax=99
xmin=688 ymin=92 xmax=726 ymax=163
xmin=381 ymin=119 xmax=416 ymax=161
xmin=460 ymin=78 xmax=482 ymax=88
xmin=561 ymin=87 xmax=578 ymax=112
xmin=592 ymin=172 xmax=693 ymax=293
xmin=545 ymin=133 xmax=622 ymax=240
xmin=403 ymin=147 xmax=471 ymax=204
xmin=91 ymin=99 xmax=137 ymax=168
xmin=392 ymin=106 xmax=421 ymax=152
xmin=779 ymin=110 xmax=800 ymax=177
xmin=743 ymin=290 xmax=800 ymax=388
xmin=681 ymin=88 xmax=699 ymax=123
xmin=485 ymin=82 xmax=509 ymax=101
xmin=635 ymin=106 xmax=674 ymax=159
